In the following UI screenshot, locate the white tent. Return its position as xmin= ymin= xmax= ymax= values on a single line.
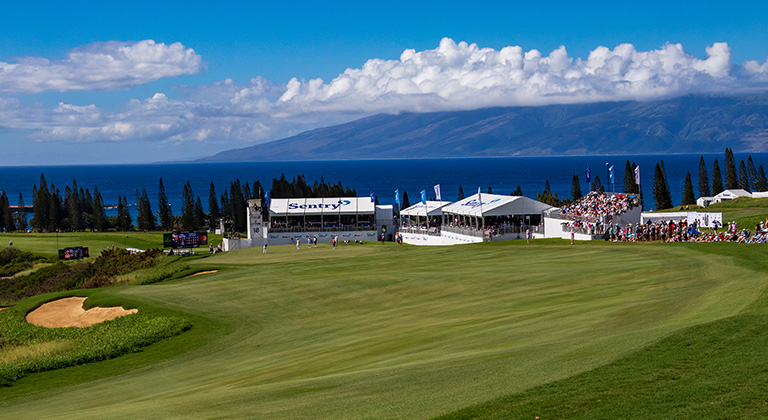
xmin=400 ymin=201 xmax=451 ymax=217
xmin=441 ymin=193 xmax=552 ymax=218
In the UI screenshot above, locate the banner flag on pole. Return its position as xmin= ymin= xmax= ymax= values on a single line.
xmin=585 ymin=166 xmax=591 ymax=184
xmin=634 ymin=166 xmax=640 ymax=185
xmin=370 ymin=190 xmax=375 ymax=203
xmin=265 ymin=190 xmax=270 ymax=207
xmin=434 ymin=184 xmax=441 ymax=200
xmin=477 ymin=186 xmax=482 ymax=204
xmin=394 ymin=189 xmax=400 ymax=205
xmin=420 ymin=190 xmax=427 ymax=205
xmin=609 ymin=165 xmax=614 ymax=183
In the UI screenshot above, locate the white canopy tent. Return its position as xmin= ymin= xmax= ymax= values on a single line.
xmin=400 ymin=201 xmax=451 ymax=217
xmin=442 ymin=193 xmax=552 ymax=230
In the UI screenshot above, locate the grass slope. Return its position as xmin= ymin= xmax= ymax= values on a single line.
xmin=0 ymin=240 xmax=766 ymax=419
xmin=0 ymin=231 xmax=222 ymax=258
xmin=437 ymin=243 xmax=768 ymax=419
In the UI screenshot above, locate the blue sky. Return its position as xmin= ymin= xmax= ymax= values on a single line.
xmin=1 ymin=0 xmax=768 ymax=165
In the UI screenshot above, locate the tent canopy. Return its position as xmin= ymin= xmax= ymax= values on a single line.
xmin=270 ymin=197 xmax=375 ymax=216
xmin=441 ymin=193 xmax=552 ymax=217
xmin=400 ymin=201 xmax=451 ymax=217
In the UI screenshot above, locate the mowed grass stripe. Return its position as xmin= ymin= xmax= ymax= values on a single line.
xmin=0 ymin=241 xmax=765 ymax=419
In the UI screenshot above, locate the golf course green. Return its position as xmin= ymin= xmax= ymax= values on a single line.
xmin=1 ymin=233 xmax=767 ymax=418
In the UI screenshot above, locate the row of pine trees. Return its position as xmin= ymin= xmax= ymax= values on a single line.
xmin=1 ymin=151 xmax=766 ymax=233
xmin=652 ymin=148 xmax=768 ymax=210
xmin=0 ymin=173 xmax=355 ymax=233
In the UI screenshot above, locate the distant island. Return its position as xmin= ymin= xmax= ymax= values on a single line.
xmin=198 ymin=93 xmax=768 ymax=162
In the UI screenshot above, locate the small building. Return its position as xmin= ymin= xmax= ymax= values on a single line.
xmin=697 ymin=189 xmax=752 ymax=207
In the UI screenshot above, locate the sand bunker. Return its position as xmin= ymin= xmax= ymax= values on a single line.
xmin=26 ymin=297 xmax=138 ymax=328
xmin=188 ymin=270 xmax=218 ymax=277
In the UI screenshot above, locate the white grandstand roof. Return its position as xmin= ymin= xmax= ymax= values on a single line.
xmin=400 ymin=201 xmax=452 ymax=217
xmin=269 ymin=197 xmax=375 ymax=216
xmin=441 ymin=193 xmax=552 ymax=217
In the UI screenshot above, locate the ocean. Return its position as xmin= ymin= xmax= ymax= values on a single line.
xmin=0 ymin=153 xmax=766 ymax=216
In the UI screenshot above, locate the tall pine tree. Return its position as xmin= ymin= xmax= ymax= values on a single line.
xmin=757 ymin=165 xmax=768 ymax=192
xmin=0 ymin=191 xmax=11 ymax=232
xmin=698 ymin=156 xmax=711 ymax=197
xmin=738 ymin=159 xmax=751 ymax=192
xmin=653 ymin=162 xmax=672 ymax=210
xmin=712 ymin=158 xmax=724 ymax=195
xmin=571 ymin=174 xmax=582 ymax=201
xmin=92 ymin=187 xmax=107 ymax=231
xmin=181 ymin=181 xmax=195 ymax=231
xmin=682 ymin=172 xmax=695 ymax=205
xmin=724 ymin=147 xmax=738 ymax=189
xmin=17 ymin=193 xmax=27 ymax=231
xmin=592 ymin=175 xmax=604 ymax=193
xmin=158 ymin=178 xmax=173 ymax=230
xmin=623 ymin=160 xmax=639 ymax=193
xmin=208 ymin=182 xmax=220 ymax=230
xmin=748 ymin=156 xmax=759 ymax=190
xmin=457 ymin=186 xmax=464 ymax=200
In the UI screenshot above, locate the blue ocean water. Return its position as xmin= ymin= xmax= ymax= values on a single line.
xmin=0 ymin=153 xmax=766 ymax=215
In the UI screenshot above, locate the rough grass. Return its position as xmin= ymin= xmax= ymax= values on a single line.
xmin=0 ymin=293 xmax=191 ymax=387
xmin=0 ymin=238 xmax=766 ymax=419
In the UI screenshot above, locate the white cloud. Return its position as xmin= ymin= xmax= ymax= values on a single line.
xmin=2 ymin=38 xmax=768 ymax=152
xmin=0 ymin=40 xmax=203 ymax=93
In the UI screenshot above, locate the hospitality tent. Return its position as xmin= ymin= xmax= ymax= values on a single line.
xmin=269 ymin=197 xmax=376 ymax=231
xmin=441 ymin=193 xmax=552 ymax=230
xmin=399 ymin=201 xmax=451 ymax=230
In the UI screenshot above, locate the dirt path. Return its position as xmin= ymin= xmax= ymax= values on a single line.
xmin=26 ymin=297 xmax=138 ymax=328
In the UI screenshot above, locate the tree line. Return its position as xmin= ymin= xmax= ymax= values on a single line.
xmin=0 ymin=173 xmax=355 ymax=234
xmin=652 ymin=148 xmax=768 ymax=210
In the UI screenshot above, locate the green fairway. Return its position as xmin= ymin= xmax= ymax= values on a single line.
xmin=0 ymin=231 xmax=222 ymax=258
xmin=1 ymin=237 xmax=767 ymax=419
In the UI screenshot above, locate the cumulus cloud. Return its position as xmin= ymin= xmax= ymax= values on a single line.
xmin=274 ymin=38 xmax=752 ymax=112
xmin=3 ymin=38 xmax=768 ymax=150
xmin=0 ymin=40 xmax=203 ymax=93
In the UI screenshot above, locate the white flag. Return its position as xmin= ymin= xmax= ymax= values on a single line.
xmin=634 ymin=166 xmax=640 ymax=185
xmin=434 ymin=184 xmax=441 ymax=200
xmin=477 ymin=186 xmax=482 ymax=205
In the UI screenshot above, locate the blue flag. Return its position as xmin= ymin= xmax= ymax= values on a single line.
xmin=265 ymin=190 xmax=270 ymax=207
xmin=609 ymin=165 xmax=614 ymax=183
xmin=370 ymin=190 xmax=375 ymax=203
xmin=585 ymin=166 xmax=591 ymax=184
xmin=395 ymin=189 xmax=400 ymax=205
xmin=420 ymin=190 xmax=427 ymax=205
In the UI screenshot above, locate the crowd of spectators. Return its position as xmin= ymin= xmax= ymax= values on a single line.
xmin=559 ymin=192 xmax=635 ymax=223
xmin=608 ymin=218 xmax=768 ymax=244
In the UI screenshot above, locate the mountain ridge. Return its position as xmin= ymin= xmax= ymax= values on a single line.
xmin=198 ymin=93 xmax=768 ymax=162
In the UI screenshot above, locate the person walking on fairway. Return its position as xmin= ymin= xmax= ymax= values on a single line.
xmin=296 ymin=237 xmax=300 ymax=250
xmin=263 ymin=243 xmax=268 ymax=254
xmin=526 ymin=228 xmax=530 ymax=244
xmin=570 ymin=231 xmax=574 ymax=245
